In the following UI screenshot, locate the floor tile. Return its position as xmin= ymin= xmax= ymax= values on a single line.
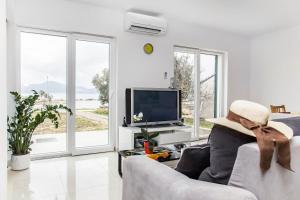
xmin=8 ymin=152 xmax=122 ymax=200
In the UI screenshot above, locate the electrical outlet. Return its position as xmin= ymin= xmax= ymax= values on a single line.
xmin=164 ymin=72 xmax=168 ymax=79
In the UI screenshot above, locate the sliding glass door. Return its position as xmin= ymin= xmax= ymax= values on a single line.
xmin=74 ymin=38 xmax=111 ymax=151
xmin=174 ymin=51 xmax=196 ymax=129
xmin=20 ymin=32 xmax=68 ymax=155
xmin=174 ymin=47 xmax=223 ymax=139
xmin=19 ymin=29 xmax=115 ymax=157
xmin=199 ymin=53 xmax=218 ymax=133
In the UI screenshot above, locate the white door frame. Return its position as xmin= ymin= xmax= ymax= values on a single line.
xmin=69 ymin=34 xmax=116 ymax=155
xmin=16 ymin=27 xmax=117 ymax=158
xmin=174 ymin=46 xmax=228 ymax=140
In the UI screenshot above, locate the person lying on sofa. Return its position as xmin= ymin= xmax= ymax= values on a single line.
xmin=176 ymin=100 xmax=294 ymax=185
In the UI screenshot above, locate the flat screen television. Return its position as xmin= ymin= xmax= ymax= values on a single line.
xmin=125 ymin=88 xmax=181 ymax=126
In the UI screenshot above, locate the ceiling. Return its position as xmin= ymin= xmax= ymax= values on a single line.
xmin=69 ymin=0 xmax=300 ymax=36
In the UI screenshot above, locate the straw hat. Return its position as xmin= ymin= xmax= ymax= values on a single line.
xmin=207 ymin=100 xmax=293 ymax=139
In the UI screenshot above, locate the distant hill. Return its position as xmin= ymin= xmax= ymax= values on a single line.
xmin=22 ymin=81 xmax=97 ymax=94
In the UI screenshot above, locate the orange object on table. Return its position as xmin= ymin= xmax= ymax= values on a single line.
xmin=146 ymin=151 xmax=169 ymax=160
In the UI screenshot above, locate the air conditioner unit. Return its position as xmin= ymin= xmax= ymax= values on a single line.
xmin=125 ymin=12 xmax=167 ymax=35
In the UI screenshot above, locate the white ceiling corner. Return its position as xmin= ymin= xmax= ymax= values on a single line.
xmin=68 ymin=0 xmax=300 ymax=36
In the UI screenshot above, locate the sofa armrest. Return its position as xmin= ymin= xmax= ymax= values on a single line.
xmin=122 ymin=156 xmax=257 ymax=200
xmin=229 ymin=137 xmax=300 ymax=200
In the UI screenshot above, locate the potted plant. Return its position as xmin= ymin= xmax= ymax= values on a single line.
xmin=141 ymin=128 xmax=159 ymax=154
xmin=133 ymin=112 xmax=159 ymax=154
xmin=7 ymin=90 xmax=72 ymax=171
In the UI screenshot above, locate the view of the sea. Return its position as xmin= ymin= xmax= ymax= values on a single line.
xmin=22 ymin=92 xmax=103 ymax=109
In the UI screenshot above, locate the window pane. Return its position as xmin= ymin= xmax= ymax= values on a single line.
xmin=20 ymin=32 xmax=67 ymax=154
xmin=199 ymin=54 xmax=217 ymax=132
xmin=75 ymin=40 xmax=110 ymax=148
xmin=174 ymin=51 xmax=195 ymax=129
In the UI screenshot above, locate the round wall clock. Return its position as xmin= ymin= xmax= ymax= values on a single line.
xmin=143 ymin=43 xmax=154 ymax=54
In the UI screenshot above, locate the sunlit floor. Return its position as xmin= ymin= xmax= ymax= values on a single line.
xmin=7 ymin=152 xmax=122 ymax=200
xmin=31 ymin=131 xmax=109 ymax=154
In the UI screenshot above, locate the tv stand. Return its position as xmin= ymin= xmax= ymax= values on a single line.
xmin=137 ymin=123 xmax=183 ymax=128
xmin=118 ymin=125 xmax=192 ymax=151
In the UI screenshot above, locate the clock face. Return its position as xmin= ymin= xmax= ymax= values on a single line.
xmin=143 ymin=43 xmax=154 ymax=54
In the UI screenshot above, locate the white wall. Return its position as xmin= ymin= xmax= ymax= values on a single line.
xmin=0 ymin=0 xmax=7 ymax=199
xmin=250 ymin=26 xmax=300 ymax=112
xmin=9 ymin=0 xmax=250 ymax=141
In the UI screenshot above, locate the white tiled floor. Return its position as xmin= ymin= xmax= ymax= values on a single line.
xmin=31 ymin=131 xmax=109 ymax=155
xmin=7 ymin=152 xmax=122 ymax=200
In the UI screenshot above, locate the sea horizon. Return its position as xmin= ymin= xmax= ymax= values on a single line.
xmin=22 ymin=92 xmax=105 ymax=109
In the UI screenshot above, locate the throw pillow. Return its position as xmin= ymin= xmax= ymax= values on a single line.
xmin=199 ymin=124 xmax=256 ymax=185
xmin=175 ymin=144 xmax=210 ymax=179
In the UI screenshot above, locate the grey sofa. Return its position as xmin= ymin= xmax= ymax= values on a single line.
xmin=122 ymin=136 xmax=300 ymax=200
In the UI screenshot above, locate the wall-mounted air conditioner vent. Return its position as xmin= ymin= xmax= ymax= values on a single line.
xmin=125 ymin=12 xmax=167 ymax=36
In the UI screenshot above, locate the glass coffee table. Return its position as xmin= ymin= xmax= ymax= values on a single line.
xmin=118 ymin=145 xmax=183 ymax=177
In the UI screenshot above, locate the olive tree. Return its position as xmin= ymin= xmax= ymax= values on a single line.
xmin=174 ymin=54 xmax=194 ymax=101
xmin=174 ymin=53 xmax=215 ymax=117
xmin=92 ymin=68 xmax=109 ymax=105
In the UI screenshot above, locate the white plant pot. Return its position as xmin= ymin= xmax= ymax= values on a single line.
xmin=11 ymin=154 xmax=30 ymax=171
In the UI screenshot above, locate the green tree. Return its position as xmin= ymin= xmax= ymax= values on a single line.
xmin=92 ymin=68 xmax=109 ymax=105
xmin=174 ymin=54 xmax=194 ymax=100
xmin=174 ymin=53 xmax=215 ymax=118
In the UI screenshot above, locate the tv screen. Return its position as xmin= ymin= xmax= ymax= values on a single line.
xmin=132 ymin=89 xmax=179 ymax=125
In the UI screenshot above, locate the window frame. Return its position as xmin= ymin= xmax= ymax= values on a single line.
xmin=174 ymin=46 xmax=228 ymax=140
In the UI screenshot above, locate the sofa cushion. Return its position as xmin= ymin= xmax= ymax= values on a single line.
xmin=175 ymin=144 xmax=210 ymax=179
xmin=273 ymin=116 xmax=300 ymax=136
xmin=199 ymin=124 xmax=256 ymax=185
